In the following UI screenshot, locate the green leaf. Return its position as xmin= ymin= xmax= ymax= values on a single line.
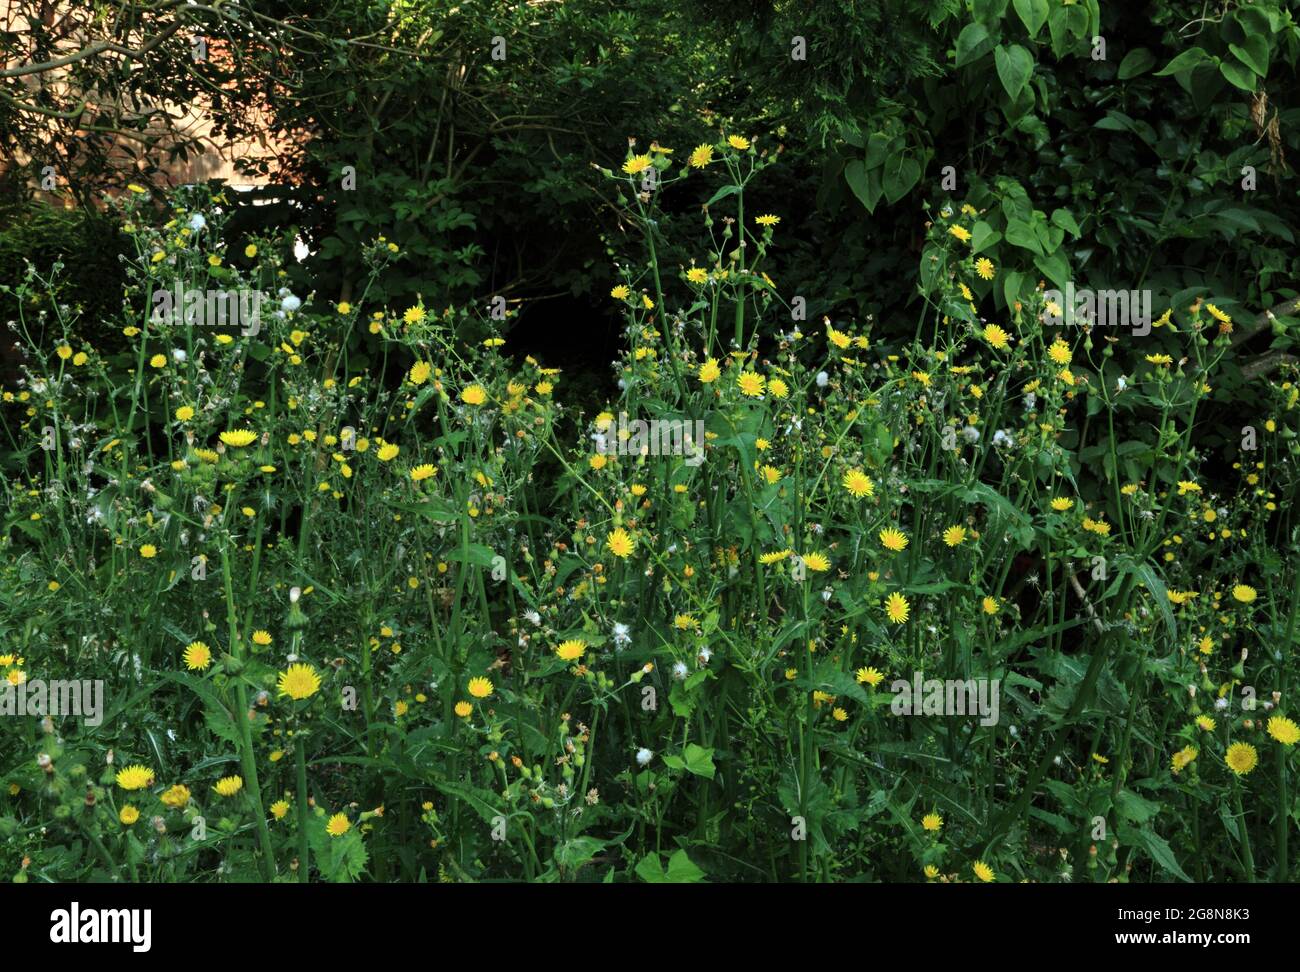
xmin=1154 ymin=48 xmax=1210 ymax=76
xmin=682 ymin=742 xmax=716 ymax=780
xmin=1219 ymin=58 xmax=1256 ymax=92
xmin=843 ymin=159 xmax=878 ymax=213
xmin=955 ymin=23 xmax=993 ymax=67
xmin=1229 ymin=35 xmax=1269 ymax=77
xmin=994 ymin=44 xmax=1034 ymax=99
xmin=881 ymin=153 xmax=921 ymax=204
xmin=1121 ymin=825 xmax=1192 ymax=882
xmin=1050 ymin=208 xmax=1081 ymax=238
xmin=970 ymin=220 xmax=1001 ymax=254
xmin=1013 ymin=0 xmax=1049 ymax=37
xmin=1117 ymin=47 xmax=1156 ymax=79
xmin=665 ymin=848 xmax=706 ymax=882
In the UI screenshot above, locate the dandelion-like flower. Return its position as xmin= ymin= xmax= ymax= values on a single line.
xmin=213 ymin=775 xmax=244 ymax=797
xmin=116 ymin=765 xmax=154 ymax=791
xmin=1225 ymin=742 xmax=1258 ymax=776
xmin=277 ymin=663 xmax=321 ymax=700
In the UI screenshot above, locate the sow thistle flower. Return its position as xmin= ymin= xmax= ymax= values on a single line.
xmin=270 ymin=800 xmax=290 ymax=820
xmin=160 ymin=784 xmax=191 ymax=809
xmin=801 ymin=552 xmax=830 ymax=573
xmin=277 ymin=663 xmax=322 ymax=701
xmin=842 ymin=469 xmax=875 ymax=499
xmin=183 ymin=641 xmax=212 ymax=671
xmin=214 ymin=775 xmax=244 ymax=797
xmin=467 ymin=676 xmax=494 ymax=699
xmin=219 ymin=428 xmax=257 ymax=448
xmin=460 ymin=384 xmax=487 ymax=406
xmin=610 ymin=284 xmax=630 ymax=300
xmin=622 ymin=153 xmax=652 ymax=176
xmin=555 ymin=639 xmax=587 ymax=662
xmin=408 ymin=361 xmax=432 ymax=385
xmin=1171 ymin=746 xmax=1198 ymax=775
xmin=972 ymin=860 xmax=995 ymax=883
xmin=376 ymin=442 xmax=399 ymax=462
xmin=885 ymin=591 xmax=910 ymax=624
xmin=1225 ymin=741 xmax=1258 ymax=776
xmin=454 ymin=701 xmax=473 ymax=718
xmin=606 ymin=527 xmax=635 ymax=558
xmin=879 ymin=527 xmax=908 ymax=552
xmin=116 ymin=764 xmax=155 ymax=791
xmin=737 ymin=372 xmax=765 ymax=397
xmin=982 ymin=323 xmax=1010 ymax=350
xmin=856 ymin=666 xmax=885 ymax=688
xmin=1268 ymin=715 xmax=1300 ymax=746
xmin=974 ymin=257 xmax=995 ymax=281
xmin=120 ymin=806 xmax=140 ymax=826
xmin=326 ymin=812 xmax=351 ymax=837
xmin=922 ymin=812 xmax=943 ymax=832
xmin=410 ymin=463 xmax=438 ymax=482
xmin=942 ymin=525 xmax=967 ymax=547
xmin=688 ymin=143 xmax=714 ymax=168
xmin=698 ymin=358 xmax=721 ymax=383
xmin=1232 ymin=584 xmax=1257 ymax=604
xmin=139 ymin=544 xmax=157 ymax=559
xmin=1047 ymin=339 xmax=1072 ymax=366
xmin=948 ymin=224 xmax=972 ymax=244
xmin=1049 ymin=497 xmax=1074 ymax=512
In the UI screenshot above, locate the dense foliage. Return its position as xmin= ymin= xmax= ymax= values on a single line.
xmin=1 ymin=0 xmax=1299 ymax=883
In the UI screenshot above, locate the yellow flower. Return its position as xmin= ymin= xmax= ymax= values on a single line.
xmin=737 ymin=372 xmax=765 ymax=397
xmin=827 ymin=324 xmax=852 ymax=349
xmin=1050 ymin=497 xmax=1074 ymax=512
xmin=606 ymin=527 xmax=635 ymax=558
xmin=408 ymin=361 xmax=432 ymax=385
xmin=468 ymin=676 xmax=494 ymax=699
xmin=622 ymin=154 xmax=652 ymax=176
xmin=245 ymin=243 xmax=258 ymax=258
xmin=1225 ymin=742 xmax=1258 ymax=776
xmin=949 ymin=224 xmax=972 ymax=243
xmin=404 ymin=305 xmax=426 ymax=325
xmin=611 ymin=284 xmax=630 ymax=300
xmin=219 ymin=428 xmax=258 ymax=448
xmin=139 ymin=544 xmax=157 ymax=559
xmin=252 ymin=630 xmax=273 ymax=646
xmin=555 ymin=639 xmax=586 ymax=662
xmin=277 ymin=663 xmax=322 ymax=700
xmin=755 ymin=214 xmax=780 ymax=226
xmin=461 ymin=384 xmax=488 ymax=406
xmin=377 ymin=442 xmax=400 ymax=462
xmin=1268 ymin=716 xmax=1300 ymax=746
xmin=759 ymin=549 xmax=793 ymax=565
xmin=879 ymin=527 xmax=908 ymax=552
xmin=727 ymin=134 xmax=750 ymax=150
xmin=161 ymin=784 xmax=191 ymax=809
xmin=686 ymin=267 xmax=709 ymax=284
xmin=982 ymin=596 xmax=999 ymax=615
xmin=119 ymin=806 xmax=140 ymax=825
xmin=831 ymin=706 xmax=848 ymax=722
xmin=922 ymin=812 xmax=943 ymax=832
xmin=115 ymin=765 xmax=155 ymax=791
xmin=698 ymin=358 xmax=721 ymax=383
xmin=885 ymin=592 xmax=910 ymax=624
xmin=184 ymin=641 xmax=212 ymax=671
xmin=455 ymin=701 xmax=473 ymax=718
xmin=270 ymin=799 xmax=290 ymax=820
xmin=1232 ymin=584 xmax=1257 ymax=604
xmin=1196 ymin=715 xmax=1216 ymax=731
xmin=972 ymin=860 xmax=995 ymax=882
xmin=802 ymin=552 xmax=830 ymax=572
xmin=768 ymin=377 xmax=789 ymax=398
xmin=411 ymin=464 xmax=438 ymax=481
xmin=974 ymin=258 xmax=995 ymax=280
xmin=213 ymin=775 xmax=243 ymax=797
xmin=842 ymin=469 xmax=875 ymax=499
xmin=688 ymin=143 xmax=714 ymax=168
xmin=326 ymin=812 xmax=350 ymax=837
xmin=761 ymin=464 xmax=781 ymax=484
xmin=982 ymin=324 xmax=1010 ymax=350
xmin=942 ymin=525 xmax=967 ymax=547
xmin=175 ymin=405 xmax=195 ymax=422
xmin=1047 ymin=339 xmax=1071 ymax=366
xmin=149 ymin=353 xmax=167 ymax=368
xmin=1171 ymin=746 xmax=1198 ymax=774
xmin=856 ymin=666 xmax=885 ymax=688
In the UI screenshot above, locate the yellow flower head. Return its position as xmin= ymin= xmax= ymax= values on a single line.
xmin=461 ymin=385 xmax=488 ymax=406
xmin=856 ymin=667 xmax=885 ymax=688
xmin=213 ymin=775 xmax=244 ymax=797
xmin=555 ymin=639 xmax=587 ymax=662
xmin=184 ymin=641 xmax=212 ymax=671
xmin=606 ymin=527 xmax=635 ymax=558
xmin=1225 ymin=742 xmax=1258 ymax=776
xmin=842 ymin=469 xmax=875 ymax=499
xmin=922 ymin=812 xmax=943 ymax=832
xmin=220 ymin=428 xmax=258 ymax=448
xmin=115 ymin=765 xmax=155 ymax=791
xmin=885 ymin=592 xmax=910 ymax=624
xmin=277 ymin=663 xmax=322 ymax=701
xmin=467 ymin=676 xmax=494 ymax=699
xmin=972 ymin=860 xmax=995 ymax=882
xmin=879 ymin=527 xmax=909 ymax=552
xmin=1268 ymin=716 xmax=1300 ymax=746
xmin=326 ymin=812 xmax=351 ymax=837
